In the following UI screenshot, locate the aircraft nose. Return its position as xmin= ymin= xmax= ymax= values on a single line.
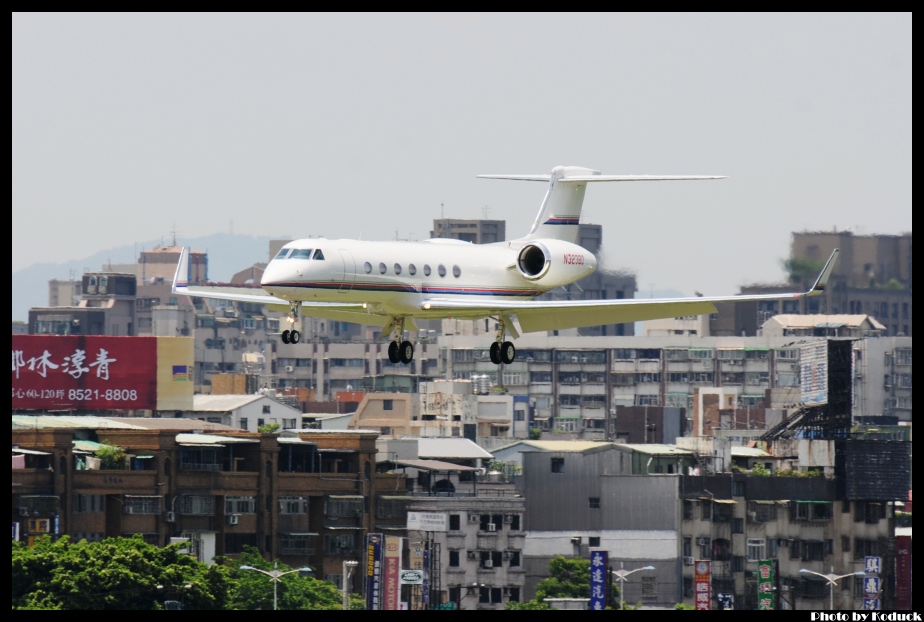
xmin=261 ymin=260 xmax=287 ymax=286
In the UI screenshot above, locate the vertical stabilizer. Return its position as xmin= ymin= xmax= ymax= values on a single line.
xmin=523 ymin=165 xmax=598 ymax=244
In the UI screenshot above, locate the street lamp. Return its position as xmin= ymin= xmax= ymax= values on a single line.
xmin=611 ymin=562 xmax=655 ymax=610
xmin=240 ymin=561 xmax=314 ymax=611
xmin=799 ymin=566 xmax=864 ymax=610
xmin=342 ymin=560 xmax=359 ymax=610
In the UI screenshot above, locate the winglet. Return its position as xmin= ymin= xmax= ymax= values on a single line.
xmin=805 ymin=248 xmax=839 ymax=296
xmin=172 ymin=247 xmax=190 ymax=293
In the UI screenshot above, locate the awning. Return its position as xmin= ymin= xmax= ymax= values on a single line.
xmin=376 ymin=525 xmax=407 ymax=531
xmin=281 ymin=532 xmax=318 ymax=537
xmin=328 ymin=495 xmax=363 ymax=499
xmin=278 ymin=437 xmax=317 ymax=445
xmin=379 ymin=495 xmax=413 ymax=501
xmin=325 ymin=525 xmax=363 ymax=530
xmin=795 ymin=500 xmax=832 ymax=504
xmin=318 ymin=448 xmax=356 ymax=453
xmin=12 ymin=448 xmax=51 ymax=456
xmin=713 ymin=499 xmax=737 ymax=505
xmin=134 ymin=455 xmax=154 ymax=459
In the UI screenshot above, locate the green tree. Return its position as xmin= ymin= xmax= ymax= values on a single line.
xmin=225 ymin=546 xmax=342 ymax=610
xmin=503 ymin=555 xmax=620 ymax=609
xmin=12 ymin=535 xmax=231 ymax=610
xmin=95 ymin=442 xmax=127 ymax=470
xmin=780 ymin=257 xmax=825 ymax=286
xmin=257 ymin=422 xmax=280 ymax=434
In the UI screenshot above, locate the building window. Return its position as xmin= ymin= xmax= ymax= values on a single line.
xmin=683 ymin=537 xmax=692 ymax=557
xmin=588 ymin=537 xmax=601 ymax=548
xmin=278 ymin=496 xmax=308 ymax=514
xmin=73 ymin=494 xmax=105 ymax=513
xmin=701 ymin=501 xmax=712 ymax=521
xmin=732 ymin=518 xmax=744 ymax=534
xmin=181 ymin=495 xmax=215 ymax=516
xmin=551 ymin=458 xmax=564 ymax=473
xmin=239 ymin=418 xmax=248 ymax=430
xmin=746 ymin=538 xmax=765 ymax=562
xmin=124 ymin=496 xmax=161 ymax=515
xmin=323 ymin=533 xmax=358 ymax=555
xmin=589 ymin=497 xmax=601 ymax=509
xmin=325 ymin=496 xmax=363 ymax=518
xmin=225 ymin=496 xmax=256 ymax=515
xmin=683 ymin=499 xmax=694 ymax=520
xmin=508 ymin=587 xmax=520 ymax=602
xmin=279 ymin=533 xmax=316 ymax=555
xmin=448 ymin=551 xmax=460 ymax=567
xmin=383 ymin=400 xmax=394 ymax=411
xmin=449 ymin=514 xmax=461 ymax=531
xmin=641 ymin=576 xmax=657 ymax=598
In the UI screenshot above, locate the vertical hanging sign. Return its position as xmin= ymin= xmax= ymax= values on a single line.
xmin=365 ymin=533 xmax=383 ymax=610
xmin=694 ymin=560 xmax=711 ymax=610
xmin=589 ymin=549 xmax=608 ymax=610
xmin=383 ymin=536 xmax=402 ymax=610
xmin=757 ymin=560 xmax=775 ymax=610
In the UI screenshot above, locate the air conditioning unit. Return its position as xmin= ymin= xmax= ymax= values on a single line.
xmin=486 ymin=523 xmax=497 ymax=532
xmin=165 ymin=511 xmax=176 ymax=523
xmin=468 ymin=514 xmax=480 ymax=523
xmin=483 ymin=560 xmax=494 ymax=568
xmin=696 ymin=537 xmax=709 ymax=546
xmin=504 ymin=515 xmax=514 ymax=524
xmin=683 ymin=556 xmax=695 ymax=566
xmin=747 ymin=511 xmax=757 ymax=521
xmin=18 ymin=507 xmax=29 ymax=517
xmin=467 ymin=551 xmax=479 ymax=560
xmin=777 ymin=538 xmax=790 ymax=547
xmin=285 ymin=365 xmax=294 ymax=373
xmin=503 ymin=551 xmax=512 ymax=560
xmin=227 ymin=514 xmax=239 ymax=526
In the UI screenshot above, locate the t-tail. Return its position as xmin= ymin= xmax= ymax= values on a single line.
xmin=478 ymin=165 xmax=727 ymax=246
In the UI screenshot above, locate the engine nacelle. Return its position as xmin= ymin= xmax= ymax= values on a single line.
xmin=516 ymin=239 xmax=597 ymax=287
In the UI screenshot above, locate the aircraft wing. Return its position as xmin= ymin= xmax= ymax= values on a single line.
xmin=420 ymin=249 xmax=839 ymax=334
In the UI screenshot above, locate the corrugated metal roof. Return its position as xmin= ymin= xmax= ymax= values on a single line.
xmin=392 ymin=459 xmax=481 ymax=472
xmin=11 ymin=415 xmax=237 ymax=432
xmin=415 ymin=438 xmax=493 ymax=460
xmin=731 ymin=447 xmax=771 ymax=458
xmin=175 ymin=433 xmax=259 ymax=445
xmin=494 ymin=441 xmax=612 ymax=452
xmin=191 ymin=394 xmax=267 ymax=411
xmin=617 ymin=443 xmax=693 ymax=456
xmin=767 ymin=314 xmax=886 ymax=330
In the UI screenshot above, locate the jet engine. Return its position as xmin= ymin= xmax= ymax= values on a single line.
xmin=515 ymin=239 xmax=596 ymax=287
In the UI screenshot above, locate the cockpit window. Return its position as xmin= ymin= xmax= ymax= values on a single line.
xmin=313 ymin=249 xmax=325 ymax=260
xmin=274 ymin=248 xmax=292 ymax=260
xmin=289 ymin=249 xmax=313 ymax=260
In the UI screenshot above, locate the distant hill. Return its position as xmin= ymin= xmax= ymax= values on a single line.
xmin=12 ymin=233 xmax=276 ymax=323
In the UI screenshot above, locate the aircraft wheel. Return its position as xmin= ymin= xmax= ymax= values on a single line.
xmin=281 ymin=330 xmax=290 ymax=344
xmin=399 ymin=340 xmax=414 ymax=364
xmin=489 ymin=342 xmax=501 ymax=365
xmin=290 ymin=330 xmax=300 ymax=344
xmin=388 ymin=341 xmax=400 ymax=364
xmin=500 ymin=341 xmax=516 ymax=365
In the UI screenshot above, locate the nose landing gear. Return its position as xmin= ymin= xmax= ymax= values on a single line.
xmin=281 ymin=302 xmax=301 ymax=344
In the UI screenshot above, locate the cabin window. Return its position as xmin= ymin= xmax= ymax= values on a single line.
xmin=394 ymin=263 xmax=402 ymax=275
xmin=452 ymin=265 xmax=461 ymax=278
xmin=438 ymin=264 xmax=447 ymax=277
xmin=364 ymin=262 xmax=372 ymax=274
xmin=290 ymin=249 xmax=313 ymax=259
xmin=423 ymin=264 xmax=431 ymax=276
xmin=379 ymin=262 xmax=387 ymax=274
xmin=274 ymin=248 xmax=291 ymax=259
xmin=408 ymin=264 xmax=417 ymax=275
xmin=313 ymin=249 xmax=325 ymax=260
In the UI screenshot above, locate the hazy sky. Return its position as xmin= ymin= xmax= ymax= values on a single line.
xmin=12 ymin=13 xmax=911 ymax=296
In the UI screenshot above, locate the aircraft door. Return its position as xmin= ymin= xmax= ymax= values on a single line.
xmin=338 ymin=249 xmax=356 ymax=292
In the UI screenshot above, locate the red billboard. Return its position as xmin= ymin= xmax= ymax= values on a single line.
xmin=12 ymin=335 xmax=160 ymax=411
xmin=694 ymin=560 xmax=711 ymax=610
xmin=895 ymin=534 xmax=911 ymax=610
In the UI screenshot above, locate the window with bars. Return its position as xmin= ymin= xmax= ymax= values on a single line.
xmin=225 ymin=496 xmax=256 ymax=515
xmin=746 ymin=538 xmax=765 ymax=561
xmin=124 ymin=496 xmax=161 ymax=515
xmin=325 ymin=496 xmax=363 ymax=518
xmin=181 ymin=495 xmax=215 ymax=516
xmin=279 ymin=533 xmax=316 ymax=555
xmin=278 ymin=496 xmax=308 ymax=514
xmin=323 ymin=533 xmax=358 ymax=554
xmin=73 ymin=494 xmax=105 ymax=513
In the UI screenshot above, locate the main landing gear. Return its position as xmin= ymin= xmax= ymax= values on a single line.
xmin=489 ymin=317 xmax=516 ymax=365
xmin=386 ymin=317 xmax=414 ymax=364
xmin=281 ymin=301 xmax=301 ymax=344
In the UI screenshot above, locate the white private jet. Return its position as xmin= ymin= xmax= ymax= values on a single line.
xmin=173 ymin=165 xmax=838 ymax=365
